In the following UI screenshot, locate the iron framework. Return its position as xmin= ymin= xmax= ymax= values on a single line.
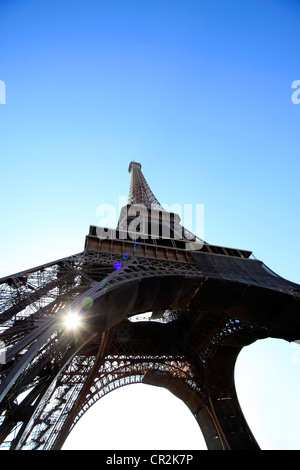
xmin=1 ymin=162 xmax=300 ymax=450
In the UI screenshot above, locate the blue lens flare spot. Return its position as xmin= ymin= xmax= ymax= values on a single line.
xmin=123 ymin=253 xmax=129 ymax=259
xmin=114 ymin=261 xmax=122 ymax=270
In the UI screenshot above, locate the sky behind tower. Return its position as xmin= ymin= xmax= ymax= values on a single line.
xmin=0 ymin=0 xmax=300 ymax=450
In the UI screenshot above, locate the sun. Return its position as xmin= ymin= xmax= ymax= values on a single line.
xmin=64 ymin=312 xmax=81 ymax=329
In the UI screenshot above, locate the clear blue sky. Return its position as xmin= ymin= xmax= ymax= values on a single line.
xmin=0 ymin=0 xmax=300 ymax=450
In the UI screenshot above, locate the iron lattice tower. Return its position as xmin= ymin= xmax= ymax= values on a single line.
xmin=1 ymin=161 xmax=300 ymax=450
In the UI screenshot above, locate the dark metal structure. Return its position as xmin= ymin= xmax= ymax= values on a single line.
xmin=1 ymin=161 xmax=300 ymax=450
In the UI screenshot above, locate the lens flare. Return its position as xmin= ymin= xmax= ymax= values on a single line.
xmin=82 ymin=296 xmax=93 ymax=309
xmin=114 ymin=261 xmax=122 ymax=269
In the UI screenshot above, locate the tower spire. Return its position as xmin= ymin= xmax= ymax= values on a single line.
xmin=124 ymin=161 xmax=203 ymax=243
xmin=128 ymin=161 xmax=162 ymax=209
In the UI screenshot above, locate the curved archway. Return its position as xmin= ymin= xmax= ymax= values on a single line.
xmin=62 ymin=383 xmax=207 ymax=450
xmin=235 ymin=337 xmax=300 ymax=450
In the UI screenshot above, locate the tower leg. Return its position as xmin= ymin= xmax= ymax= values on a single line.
xmin=200 ymin=344 xmax=260 ymax=450
xmin=194 ymin=405 xmax=228 ymax=450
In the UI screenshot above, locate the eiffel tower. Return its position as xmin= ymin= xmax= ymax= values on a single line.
xmin=1 ymin=161 xmax=300 ymax=450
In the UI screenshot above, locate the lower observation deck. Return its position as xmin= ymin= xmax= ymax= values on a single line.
xmin=85 ymin=225 xmax=252 ymax=262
